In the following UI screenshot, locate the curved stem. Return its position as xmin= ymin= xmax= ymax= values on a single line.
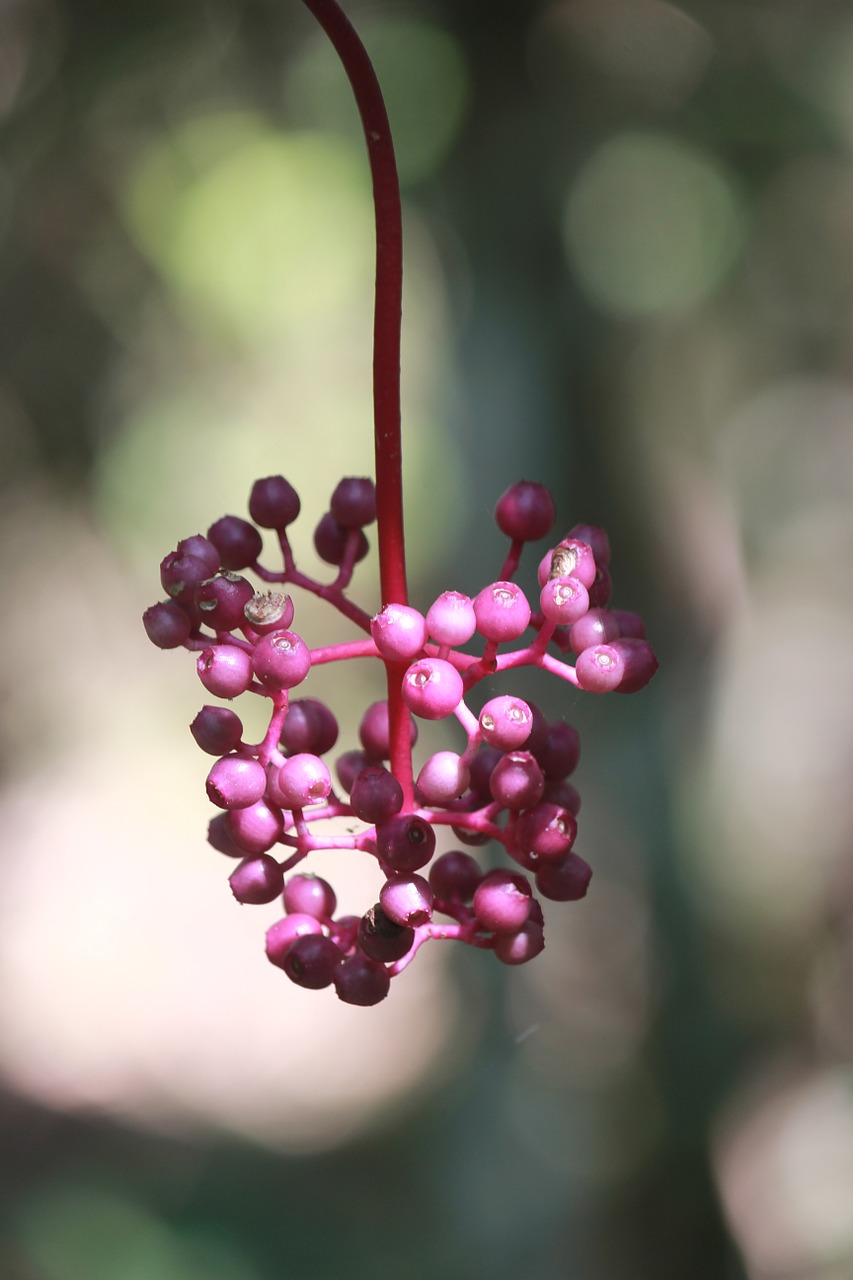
xmin=299 ymin=0 xmax=413 ymax=805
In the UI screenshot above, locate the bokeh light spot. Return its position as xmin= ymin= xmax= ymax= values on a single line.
xmin=564 ymin=132 xmax=745 ymax=316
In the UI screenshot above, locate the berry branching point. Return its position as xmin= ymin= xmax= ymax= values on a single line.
xmin=142 ymin=0 xmax=658 ymax=1006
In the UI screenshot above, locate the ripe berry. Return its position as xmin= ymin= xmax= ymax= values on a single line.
xmin=280 ymin=698 xmax=339 ymax=756
xmin=567 ymin=522 xmax=610 ymax=566
xmin=229 ymin=854 xmax=284 ymax=904
xmin=359 ymin=700 xmax=417 ymax=759
xmin=334 ymin=954 xmax=391 ymax=1006
xmin=575 ymin=643 xmax=625 ymax=693
xmin=611 ymin=638 xmax=659 ymax=692
xmin=176 ymin=534 xmax=220 ymax=576
xmin=494 ymin=480 xmax=556 ymax=542
xmin=265 ymin=913 xmax=323 ymax=967
xmin=493 ymin=919 xmax=545 ymax=965
xmin=380 ymin=875 xmax=433 ymax=927
xmin=249 ymin=475 xmax=301 ymax=528
xmin=283 ymin=873 xmax=337 ymax=920
xmin=515 ymin=802 xmax=577 ymax=861
xmin=472 ymin=869 xmax=533 ymax=933
xmin=375 ymin=814 xmax=436 ymax=873
xmin=539 ymin=576 xmax=590 ymax=626
xmin=206 ymin=755 xmax=267 ymax=809
xmin=144 ymin=601 xmax=192 ymax=649
xmin=428 ymin=850 xmax=482 ymax=903
xmin=195 ymin=573 xmax=255 ymax=631
xmin=489 ymin=751 xmax=545 ymax=810
xmin=226 ymin=799 xmax=284 ymax=854
xmin=252 ymin=630 xmax=311 ymax=690
xmin=196 ymin=645 xmax=253 ymax=699
xmin=426 ymin=591 xmax=477 ymax=646
xmin=478 ymin=695 xmax=533 ymax=751
xmin=402 ymin=658 xmax=464 ymax=720
xmin=282 ymin=934 xmax=342 ymax=989
xmin=536 ymin=720 xmax=581 ymax=780
xmin=207 ymin=813 xmax=244 ymax=858
xmin=330 ymin=477 xmax=376 ymax=527
xmin=160 ymin=551 xmax=211 ymax=605
xmin=473 ymin=581 xmax=531 ymax=642
xmin=191 ymin=705 xmax=244 ymax=756
xmin=358 ymin=905 xmax=414 ymax=962
xmin=416 ymin=751 xmax=470 ymax=805
xmin=535 ymin=853 xmax=592 ymax=901
xmin=568 ymin=608 xmax=621 ymax=654
xmin=275 ymin=753 xmax=332 ymax=808
xmin=207 ymin=515 xmax=263 ymax=571
xmin=335 ymin=748 xmax=370 ymax=792
xmin=313 ymin=513 xmax=369 ymax=566
xmin=350 ymin=765 xmax=404 ymax=823
xmin=371 ymin=603 xmax=427 ymax=661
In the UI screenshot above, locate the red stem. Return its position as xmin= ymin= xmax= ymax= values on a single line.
xmin=298 ymin=0 xmax=413 ymax=803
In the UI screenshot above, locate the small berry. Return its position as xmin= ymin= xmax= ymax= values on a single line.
xmin=283 ymin=934 xmax=342 ymax=989
xmin=196 ymin=645 xmax=253 ymax=699
xmin=429 ymin=850 xmax=482 ymax=903
xmin=190 ymin=706 xmax=243 ymax=756
xmin=160 ymin=551 xmax=211 ymax=604
xmin=334 ymin=954 xmax=391 ymax=1006
xmin=416 ymin=751 xmax=471 ymax=805
xmin=489 ymin=751 xmax=545 ymax=810
xmin=538 ymin=539 xmax=596 ymax=589
xmin=206 ymin=755 xmax=267 ymax=809
xmin=375 ymin=814 xmax=436 ymax=874
xmin=380 ymin=875 xmax=433 ymax=927
xmin=535 ymin=853 xmax=592 ymax=901
xmin=252 ymin=630 xmax=312 ymax=690
xmin=280 ymin=698 xmax=339 ymax=756
xmin=358 ymin=905 xmax=414 ymax=962
xmin=426 ymin=591 xmax=477 ymax=647
xmin=567 ymin=523 xmax=610 ymax=566
xmin=226 ymin=799 xmax=284 ymax=854
xmin=575 ymin=643 xmax=625 ymax=693
xmin=515 ymin=802 xmax=577 ymax=861
xmin=371 ymin=603 xmax=427 ymax=661
xmin=195 ymin=573 xmax=255 ymax=631
xmin=313 ymin=513 xmax=369 ymax=566
xmin=330 ymin=477 xmax=376 ymax=527
xmin=350 ymin=765 xmax=404 ymax=824
xmin=478 ymin=695 xmax=533 ymax=751
xmin=265 ymin=913 xmax=323 ymax=967
xmin=473 ymin=869 xmax=532 ymax=933
xmin=276 ymin=753 xmax=332 ymax=808
xmin=243 ymin=592 xmax=294 ymax=634
xmin=249 ymin=475 xmax=301 ymax=528
xmin=473 ymin=581 xmax=531 ymax=642
xmin=468 ymin=745 xmax=503 ymax=798
xmin=207 ymin=813 xmax=244 ymax=858
xmin=568 ymin=608 xmax=621 ymax=654
xmin=611 ymin=638 xmax=658 ymax=692
xmin=588 ymin=565 xmax=613 ymax=608
xmin=229 ymin=854 xmax=284 ymax=904
xmin=536 ymin=720 xmax=581 ymax=780
xmin=611 ymin=610 xmax=646 ymax=639
xmin=359 ymin=700 xmax=417 ymax=759
xmin=336 ymin=748 xmax=370 ymax=792
xmin=494 ymin=480 xmax=556 ymax=542
xmin=207 ymin=515 xmax=263 ymax=570
xmin=539 ymin=576 xmax=590 ymax=626
xmin=143 ymin=601 xmax=192 ymax=649
xmin=402 ymin=658 xmax=464 ymax=720
xmin=176 ymin=534 xmax=220 ymax=576
xmin=283 ymin=873 xmax=337 ymax=920
xmin=493 ymin=919 xmax=545 ymax=965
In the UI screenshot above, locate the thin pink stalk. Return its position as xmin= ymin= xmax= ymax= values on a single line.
xmin=299 ymin=0 xmax=413 ymax=804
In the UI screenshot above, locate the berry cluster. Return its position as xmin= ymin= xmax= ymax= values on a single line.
xmin=144 ymin=477 xmax=657 ymax=1005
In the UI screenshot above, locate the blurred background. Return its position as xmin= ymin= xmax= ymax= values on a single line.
xmin=2 ymin=0 xmax=853 ymax=1276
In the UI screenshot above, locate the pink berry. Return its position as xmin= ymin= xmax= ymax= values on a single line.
xmin=280 ymin=698 xmax=339 ymax=756
xmin=206 ymin=755 xmax=267 ymax=809
xmin=380 ymin=875 xmax=433 ymax=927
xmin=330 ymin=476 xmax=376 ymax=527
xmin=195 ymin=572 xmax=255 ymax=631
xmin=226 ymin=799 xmax=284 ymax=854
xmin=489 ymin=751 xmax=545 ymax=810
xmin=535 ymin=853 xmax=592 ymax=901
xmin=493 ymin=919 xmax=545 ymax=965
xmin=350 ymin=765 xmax=404 ymax=823
xmin=358 ymin=905 xmax=414 ymax=963
xmin=515 ymin=802 xmax=577 ymax=861
xmin=428 ymin=850 xmax=482 ymax=903
xmin=143 ymin=601 xmax=192 ymax=649
xmin=207 ymin=515 xmax=263 ymax=571
xmin=282 ymin=934 xmax=341 ymax=989
xmin=251 ymin=630 xmax=311 ymax=690
xmin=568 ymin=608 xmax=621 ymax=654
xmin=539 ymin=576 xmax=590 ymax=626
xmin=478 ymin=695 xmax=533 ymax=750
xmin=334 ymin=954 xmax=391 ymax=1006
xmin=229 ymin=854 xmax=284 ymax=904
xmin=313 ymin=513 xmax=369 ymax=566
xmin=276 ymin=753 xmax=332 ymax=808
xmin=472 ymin=869 xmax=532 ymax=933
xmin=196 ymin=645 xmax=253 ymax=699
xmin=416 ymin=751 xmax=470 ymax=805
xmin=473 ymin=581 xmax=531 ymax=642
xmin=426 ymin=591 xmax=477 ymax=647
xmin=375 ymin=814 xmax=436 ymax=874
xmin=494 ymin=480 xmax=556 ymax=542
xmin=283 ymin=873 xmax=337 ymax=920
xmin=359 ymin=700 xmax=417 ymax=759
xmin=402 ymin=658 xmax=464 ymax=720
xmin=371 ymin=603 xmax=428 ymax=661
xmin=575 ymin=643 xmax=625 ymax=693
xmin=249 ymin=475 xmax=301 ymax=528
xmin=265 ymin=913 xmax=323 ymax=967
xmin=538 ymin=539 xmax=596 ymax=590
xmin=190 ymin=705 xmax=243 ymax=756
xmin=243 ymin=592 xmax=294 ymax=634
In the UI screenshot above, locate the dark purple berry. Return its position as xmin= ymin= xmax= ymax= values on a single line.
xmin=249 ymin=475 xmax=301 ymax=528
xmin=265 ymin=913 xmax=323 ymax=967
xmin=330 ymin=477 xmax=376 ymax=527
xmin=535 ymin=853 xmax=592 ymax=901
xmin=515 ymin=802 xmax=577 ymax=861
xmin=536 ymin=720 xmax=581 ymax=780
xmin=611 ymin=638 xmax=658 ymax=692
xmin=313 ymin=513 xmax=369 ymax=566
xmin=207 ymin=515 xmax=263 ymax=571
xmin=229 ymin=854 xmax=284 ymax=904
xmin=358 ymin=904 xmax=414 ymax=962
xmin=191 ymin=705 xmax=243 ymax=756
xmin=451 ymin=824 xmax=491 ymax=847
xmin=335 ymin=748 xmax=370 ymax=792
xmin=468 ymin=745 xmax=503 ymax=798
xmin=195 ymin=572 xmax=255 ymax=631
xmin=282 ymin=934 xmax=341 ymax=989
xmin=428 ymin=850 xmax=482 ymax=903
xmin=359 ymin=700 xmax=417 ymax=759
xmin=489 ymin=751 xmax=545 ymax=811
xmin=587 ymin=565 xmax=613 ymax=608
xmin=160 ymin=551 xmax=211 ymax=605
xmin=334 ymin=954 xmax=391 ymax=1006
xmin=375 ymin=814 xmax=436 ymax=874
xmin=611 ymin=610 xmax=646 ymax=639
xmin=493 ymin=919 xmax=545 ymax=965
xmin=494 ymin=480 xmax=556 ymax=542
xmin=280 ymin=698 xmax=339 ymax=756
xmin=207 ymin=813 xmax=244 ymax=858
xmin=226 ymin=799 xmax=284 ymax=854
xmin=176 ymin=534 xmax=220 ymax=576
xmin=567 ymin=522 xmax=611 ymax=567
xmin=143 ymin=601 xmax=191 ymax=649
xmin=350 ymin=765 xmax=404 ymax=824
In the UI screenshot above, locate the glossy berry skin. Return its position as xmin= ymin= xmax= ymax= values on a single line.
xmin=283 ymin=873 xmax=337 ymax=920
xmin=160 ymin=551 xmax=211 ymax=605
xmin=402 ymin=658 xmax=464 ymax=720
xmin=569 ymin=608 xmax=621 ymax=654
xmin=567 ymin=522 xmax=610 ymax=567
xmin=334 ymin=955 xmax=391 ymax=1006
xmin=176 ymin=534 xmax=220 ymax=576
xmin=489 ymin=751 xmax=545 ymax=811
xmin=265 ymin=913 xmax=323 ymax=967
xmin=197 ymin=645 xmax=253 ymax=699
xmin=575 ymin=644 xmax=625 ymax=693
xmin=252 ymin=630 xmax=311 ymax=690
xmin=426 ymin=591 xmax=476 ymax=646
xmin=226 ymin=799 xmax=284 ymax=854
xmin=207 ymin=813 xmax=244 ymax=858
xmin=313 ymin=513 xmax=369 ymax=566
xmin=493 ymin=919 xmax=545 ymax=965
xmin=380 ymin=875 xmax=433 ymax=927
xmin=473 ymin=869 xmax=532 ymax=933
xmin=536 ymin=720 xmax=581 ymax=780
xmin=330 ymin=477 xmax=376 ymax=527
xmin=280 ymin=699 xmax=339 ymax=756
xmin=428 ymin=851 xmax=482 ymax=903
xmin=416 ymin=751 xmax=470 ymax=805
xmin=515 ymin=802 xmax=577 ymax=861
xmin=540 ymin=576 xmax=590 ymax=626
xmin=282 ymin=934 xmax=342 ymax=989
xmin=358 ymin=905 xmax=414 ymax=962
xmin=473 ymin=582 xmax=531 ymax=642
xmin=195 ymin=573 xmax=255 ymax=631
xmin=276 ymin=754 xmax=332 ymax=808
xmin=144 ymin=601 xmax=192 ymax=649
xmin=375 ymin=814 xmax=436 ymax=873
xmin=229 ymin=854 xmax=284 ymax=904
xmin=350 ymin=765 xmax=404 ymax=823
xmin=478 ymin=695 xmax=533 ymax=751
xmin=190 ymin=705 xmax=244 ymax=756
xmin=611 ymin=638 xmax=659 ymax=692
xmin=207 ymin=516 xmax=264 ymax=571
xmin=359 ymin=701 xmax=417 ymax=760
xmin=535 ymin=853 xmax=592 ymax=901
xmin=371 ymin=603 xmax=427 ymax=661
xmin=206 ymin=755 xmax=267 ymax=809
xmin=495 ymin=480 xmax=556 ymax=542
xmin=249 ymin=475 xmax=301 ymax=528
xmin=335 ymin=748 xmax=370 ymax=792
